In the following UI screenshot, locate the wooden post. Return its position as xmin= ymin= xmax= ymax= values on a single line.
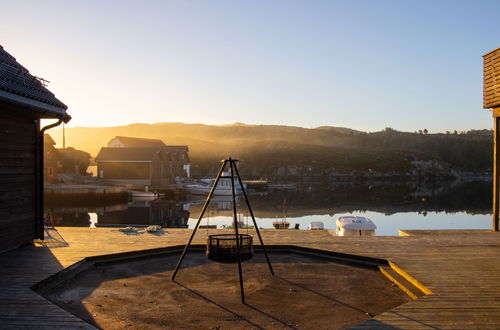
xmin=483 ymin=47 xmax=500 ymax=231
xmin=494 ymin=111 xmax=500 ymax=231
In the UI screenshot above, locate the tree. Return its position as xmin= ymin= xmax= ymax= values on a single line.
xmin=58 ymin=147 xmax=91 ymax=175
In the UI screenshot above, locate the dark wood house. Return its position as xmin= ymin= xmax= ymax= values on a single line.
xmin=95 ymin=137 xmax=190 ymax=187
xmin=0 ymin=45 xmax=70 ymax=253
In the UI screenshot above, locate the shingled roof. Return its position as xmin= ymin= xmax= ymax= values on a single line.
xmin=108 ymin=136 xmax=166 ymax=148
xmin=96 ymin=146 xmax=190 ymax=162
xmin=0 ymin=45 xmax=70 ymax=121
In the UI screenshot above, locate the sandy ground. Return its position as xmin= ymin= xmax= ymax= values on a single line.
xmin=45 ymin=252 xmax=409 ymax=330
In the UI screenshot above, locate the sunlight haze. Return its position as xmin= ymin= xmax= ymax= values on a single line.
xmin=2 ymin=0 xmax=499 ymax=132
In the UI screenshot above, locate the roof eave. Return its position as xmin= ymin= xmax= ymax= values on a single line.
xmin=0 ymin=89 xmax=71 ymax=123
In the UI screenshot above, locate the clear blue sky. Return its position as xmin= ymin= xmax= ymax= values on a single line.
xmin=2 ymin=0 xmax=499 ymax=132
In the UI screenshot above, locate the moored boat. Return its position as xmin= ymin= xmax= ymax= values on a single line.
xmin=272 ymin=221 xmax=290 ymax=229
xmin=335 ymin=216 xmax=376 ymax=236
xmin=130 ymin=190 xmax=164 ymax=200
xmin=184 ymin=173 xmax=245 ymax=196
xmin=308 ymin=221 xmax=324 ymax=230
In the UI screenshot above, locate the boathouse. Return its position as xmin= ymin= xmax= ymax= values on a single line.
xmin=95 ymin=137 xmax=190 ymax=187
xmin=0 ymin=45 xmax=70 ymax=253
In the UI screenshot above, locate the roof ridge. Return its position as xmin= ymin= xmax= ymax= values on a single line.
xmin=0 ymin=44 xmax=68 ymax=113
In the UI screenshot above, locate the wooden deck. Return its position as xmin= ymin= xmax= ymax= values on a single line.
xmin=1 ymin=227 xmax=500 ymax=329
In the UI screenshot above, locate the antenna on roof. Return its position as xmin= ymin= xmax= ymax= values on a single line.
xmin=34 ymin=76 xmax=50 ymax=86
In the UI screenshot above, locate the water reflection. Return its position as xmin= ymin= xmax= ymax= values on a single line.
xmin=45 ymin=179 xmax=492 ymax=235
xmin=46 ymin=199 xmax=190 ymax=228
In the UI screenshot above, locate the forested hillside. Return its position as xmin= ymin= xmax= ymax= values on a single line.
xmin=49 ymin=123 xmax=492 ymax=178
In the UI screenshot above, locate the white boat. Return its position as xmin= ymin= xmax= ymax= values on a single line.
xmin=308 ymin=221 xmax=324 ymax=230
xmin=130 ymin=190 xmax=164 ymax=200
xmin=335 ymin=216 xmax=377 ymax=236
xmin=200 ymin=176 xmax=247 ymax=191
xmin=185 ymin=174 xmax=244 ymax=196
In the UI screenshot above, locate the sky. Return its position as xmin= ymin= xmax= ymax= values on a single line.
xmin=1 ymin=0 xmax=499 ymax=132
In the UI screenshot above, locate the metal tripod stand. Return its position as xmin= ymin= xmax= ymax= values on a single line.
xmin=171 ymin=157 xmax=274 ymax=303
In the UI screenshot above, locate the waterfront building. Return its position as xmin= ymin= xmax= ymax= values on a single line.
xmin=96 ymin=136 xmax=190 ymax=187
xmin=0 ymin=45 xmax=70 ymax=252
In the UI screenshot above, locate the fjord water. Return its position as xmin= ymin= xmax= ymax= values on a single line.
xmin=187 ymin=180 xmax=492 ymax=235
xmin=46 ymin=180 xmax=492 ymax=236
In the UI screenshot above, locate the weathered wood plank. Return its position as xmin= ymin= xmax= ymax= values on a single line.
xmin=484 ymin=47 xmax=500 ymax=108
xmin=3 ymin=228 xmax=500 ymax=328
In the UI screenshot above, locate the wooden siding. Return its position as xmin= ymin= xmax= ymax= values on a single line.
xmin=484 ymin=47 xmax=500 ymax=109
xmin=97 ymin=161 xmax=151 ymax=180
xmin=98 ymin=153 xmax=188 ymax=186
xmin=0 ymin=107 xmax=37 ymax=253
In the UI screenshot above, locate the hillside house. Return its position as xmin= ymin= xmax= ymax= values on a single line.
xmin=95 ymin=136 xmax=190 ymax=187
xmin=0 ymin=45 xmax=70 ymax=252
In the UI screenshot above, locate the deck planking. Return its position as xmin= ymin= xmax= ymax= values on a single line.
xmin=1 ymin=228 xmax=500 ymax=329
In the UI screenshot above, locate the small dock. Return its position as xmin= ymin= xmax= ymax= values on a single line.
xmin=44 ymin=184 xmax=129 ymax=204
xmin=1 ymin=228 xmax=500 ymax=328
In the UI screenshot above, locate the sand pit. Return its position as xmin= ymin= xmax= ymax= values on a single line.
xmin=43 ymin=251 xmax=410 ymax=329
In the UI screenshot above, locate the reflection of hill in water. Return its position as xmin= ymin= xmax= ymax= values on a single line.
xmin=189 ymin=180 xmax=492 ymax=218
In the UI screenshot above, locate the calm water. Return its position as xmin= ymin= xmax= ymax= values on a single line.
xmin=45 ymin=180 xmax=493 ymax=236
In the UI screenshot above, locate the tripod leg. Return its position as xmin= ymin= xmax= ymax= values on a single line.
xmin=233 ymin=162 xmax=275 ymax=276
xmin=229 ymin=159 xmax=245 ymax=303
xmin=171 ymin=160 xmax=228 ymax=280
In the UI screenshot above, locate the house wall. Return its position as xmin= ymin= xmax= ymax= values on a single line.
xmin=97 ymin=161 xmax=151 ymax=180
xmin=159 ymin=150 xmax=190 ymax=185
xmin=107 ymin=138 xmax=124 ymax=148
xmin=0 ymin=107 xmax=37 ymax=253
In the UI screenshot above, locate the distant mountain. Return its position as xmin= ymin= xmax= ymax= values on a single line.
xmin=49 ymin=122 xmax=361 ymax=156
xmin=49 ymin=123 xmax=493 ymax=178
xmin=314 ymin=126 xmax=363 ymax=135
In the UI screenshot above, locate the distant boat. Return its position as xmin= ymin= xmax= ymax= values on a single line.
xmin=335 ymin=216 xmax=376 ymax=236
xmin=272 ymin=221 xmax=290 ymax=229
xmin=308 ymin=221 xmax=324 ymax=230
xmin=185 ymin=173 xmax=245 ymax=196
xmin=130 ymin=190 xmax=163 ymax=200
xmin=184 ymin=183 xmax=235 ymax=196
xmin=273 ymin=199 xmax=290 ymax=229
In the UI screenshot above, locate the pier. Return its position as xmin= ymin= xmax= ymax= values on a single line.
xmin=44 ymin=184 xmax=129 ymax=204
xmin=1 ymin=228 xmax=500 ymax=328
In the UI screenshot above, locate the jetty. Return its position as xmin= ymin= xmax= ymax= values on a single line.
xmin=44 ymin=184 xmax=128 ymax=204
xmin=1 ymin=228 xmax=500 ymax=328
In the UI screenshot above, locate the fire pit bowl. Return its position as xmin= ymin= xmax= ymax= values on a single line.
xmin=206 ymin=234 xmax=253 ymax=263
